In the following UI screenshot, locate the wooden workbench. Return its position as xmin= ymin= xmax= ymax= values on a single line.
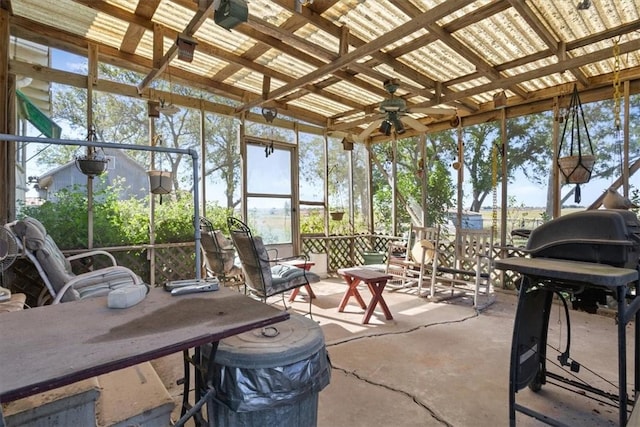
xmin=0 ymin=286 xmax=289 ymax=426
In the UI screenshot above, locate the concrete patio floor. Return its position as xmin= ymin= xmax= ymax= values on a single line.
xmin=151 ymin=277 xmax=636 ymax=427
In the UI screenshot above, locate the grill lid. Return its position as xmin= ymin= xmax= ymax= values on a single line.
xmin=526 ymin=209 xmax=640 ymax=268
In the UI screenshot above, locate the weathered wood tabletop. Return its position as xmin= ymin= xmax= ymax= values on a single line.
xmin=0 ymin=286 xmax=289 ymax=402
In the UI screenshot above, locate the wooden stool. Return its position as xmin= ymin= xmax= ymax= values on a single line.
xmin=337 ymin=268 xmax=393 ymax=324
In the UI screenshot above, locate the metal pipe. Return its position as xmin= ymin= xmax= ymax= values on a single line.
xmin=0 ymin=133 xmax=202 ymax=280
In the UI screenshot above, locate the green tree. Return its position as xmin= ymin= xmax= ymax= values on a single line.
xmin=370 ymin=135 xmax=454 ymax=233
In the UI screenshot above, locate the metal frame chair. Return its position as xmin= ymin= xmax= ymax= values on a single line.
xmin=6 ymin=217 xmax=146 ymax=305
xmin=226 ymin=216 xmax=319 ymax=315
xmin=199 ymin=217 xmax=244 ymax=291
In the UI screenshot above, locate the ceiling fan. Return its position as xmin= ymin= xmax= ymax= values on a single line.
xmin=358 ymin=79 xmax=457 ymax=140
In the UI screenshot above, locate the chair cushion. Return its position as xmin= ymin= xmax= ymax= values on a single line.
xmin=14 ymin=218 xmax=79 ymax=302
xmin=14 ymin=217 xmax=47 ymax=251
xmin=213 ymin=230 xmax=236 ymax=272
xmin=37 ymin=236 xmax=79 ymax=302
xmin=271 ymin=264 xmax=316 ymax=292
xmin=232 ymin=233 xmax=271 ymax=297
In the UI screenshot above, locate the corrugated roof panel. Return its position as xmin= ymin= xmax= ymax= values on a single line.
xmin=455 ymin=9 xmax=547 ymax=68
xmin=448 ymin=76 xmax=493 ymax=102
xmin=133 ymin=30 xmax=153 ymax=61
xmin=323 ymin=80 xmax=383 ymax=106
xmin=323 ymin=1 xmax=410 ymax=43
xmin=174 ymin=49 xmax=231 ymax=77
xmin=12 ymin=0 xmax=127 ymax=50
xmin=384 ymin=28 xmax=430 ymax=52
xmin=194 ymin=20 xmax=256 ymax=56
xmin=105 ymin=0 xmax=137 ymax=13
xmin=226 ymin=69 xmax=284 ymax=95
xmin=289 ymin=93 xmax=353 ymax=117
xmin=500 ymin=56 xmax=573 ymax=92
xmin=151 ymin=0 xmax=194 ymax=33
xmin=256 ymin=50 xmax=318 ymax=80
xmin=294 ymin=24 xmax=340 ymax=57
xmin=249 ymin=0 xmax=294 ymax=26
xmin=426 ymin=0 xmax=494 ymax=26
xmin=529 ymin=1 xmax=640 ymax=45
xmin=401 ymin=40 xmax=476 ymax=82
xmin=83 ymin=13 xmax=130 ymax=49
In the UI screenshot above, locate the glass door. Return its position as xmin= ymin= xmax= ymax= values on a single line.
xmin=244 ymin=141 xmax=297 ymax=246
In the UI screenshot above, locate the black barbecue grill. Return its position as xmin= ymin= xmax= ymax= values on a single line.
xmin=496 ymin=209 xmax=640 ymax=427
xmin=525 ymin=209 xmax=640 ymax=312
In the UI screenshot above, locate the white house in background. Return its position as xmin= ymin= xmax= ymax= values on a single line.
xmin=35 ymin=149 xmax=149 ymax=202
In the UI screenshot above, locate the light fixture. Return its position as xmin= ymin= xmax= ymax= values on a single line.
xmin=261 ymin=107 xmax=277 ymax=123
xmin=214 ymin=0 xmax=248 ymax=30
xmin=577 ymin=0 xmax=591 ymax=10
xmin=390 ymin=113 xmax=405 ymax=134
xmin=341 ymin=136 xmax=354 ymax=151
xmin=177 ymin=35 xmax=197 ymax=62
xmin=148 ymin=100 xmax=160 ymax=118
xmin=379 ymin=120 xmax=392 ymax=136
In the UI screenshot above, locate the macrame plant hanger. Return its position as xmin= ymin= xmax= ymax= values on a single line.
xmin=557 ymin=84 xmax=595 ymax=203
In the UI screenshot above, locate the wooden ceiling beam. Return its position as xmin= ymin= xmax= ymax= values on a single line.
xmin=119 ymin=0 xmax=161 ymax=54
xmin=417 ymin=37 xmax=640 ymax=108
xmin=276 ymin=0 xmax=454 ymax=106
xmin=135 ymin=0 xmax=215 ymax=94
xmin=508 ymin=0 xmax=589 ymax=87
xmin=237 ymin=0 xmax=476 ymax=112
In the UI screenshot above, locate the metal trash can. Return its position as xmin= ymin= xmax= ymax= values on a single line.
xmin=206 ymin=313 xmax=331 ymax=427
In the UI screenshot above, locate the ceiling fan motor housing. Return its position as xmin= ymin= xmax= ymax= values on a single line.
xmin=379 ymin=97 xmax=406 ymax=112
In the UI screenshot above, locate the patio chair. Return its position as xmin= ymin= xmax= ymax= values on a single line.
xmin=431 ymin=227 xmax=495 ymax=311
xmin=226 ymin=216 xmax=320 ymax=315
xmin=6 ymin=217 xmax=146 ymax=305
xmin=199 ymin=216 xmax=244 ymax=291
xmin=385 ymin=225 xmax=440 ymax=295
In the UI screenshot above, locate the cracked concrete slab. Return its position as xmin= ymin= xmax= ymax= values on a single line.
xmin=153 ymin=278 xmax=634 ymax=426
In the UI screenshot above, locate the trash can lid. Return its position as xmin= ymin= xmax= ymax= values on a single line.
xmin=214 ymin=313 xmax=326 ymax=368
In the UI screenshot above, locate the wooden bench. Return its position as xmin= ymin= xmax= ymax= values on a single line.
xmin=337 ymin=268 xmax=393 ymax=324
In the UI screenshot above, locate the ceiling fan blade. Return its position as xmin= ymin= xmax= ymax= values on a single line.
xmin=358 ymin=119 xmax=383 ymax=140
xmin=400 ymin=116 xmax=428 ymax=132
xmin=407 ymin=107 xmax=456 ymax=116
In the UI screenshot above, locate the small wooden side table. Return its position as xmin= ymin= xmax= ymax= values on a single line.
xmin=337 ymin=267 xmax=393 ymax=324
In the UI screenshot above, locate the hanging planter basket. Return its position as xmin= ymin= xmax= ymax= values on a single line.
xmin=557 ymin=84 xmax=595 ymax=202
xmin=148 ymin=170 xmax=172 ymax=195
xmin=76 ymin=128 xmax=109 ymax=178
xmin=558 ymin=154 xmax=596 ymax=184
xmin=330 ymin=211 xmax=344 ymax=221
xmin=76 ymin=157 xmax=108 ymax=177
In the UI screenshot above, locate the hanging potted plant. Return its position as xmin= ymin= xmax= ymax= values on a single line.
xmin=147 ymin=135 xmax=172 ymax=195
xmin=557 ymin=84 xmax=595 ymax=184
xmin=147 ymin=170 xmax=172 ymax=194
xmin=329 ymin=164 xmax=345 ymax=220
xmin=330 ymin=210 xmax=345 ymax=221
xmin=75 ymin=127 xmax=109 ymax=178
xmin=557 ymin=84 xmax=595 ymax=202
